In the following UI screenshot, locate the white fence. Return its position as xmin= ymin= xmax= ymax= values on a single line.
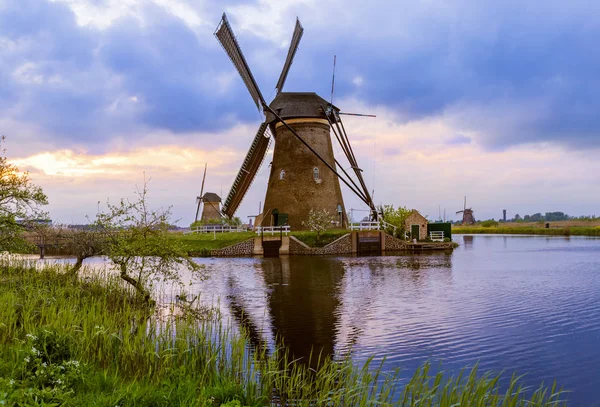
xmin=185 ymin=225 xmax=247 ymax=234
xmin=350 ymin=220 xmax=399 ymax=233
xmin=256 ymin=226 xmax=290 ymax=236
xmin=429 ymin=231 xmax=444 ymax=242
xmin=379 ymin=220 xmax=398 ymax=234
xmin=349 ymin=221 xmax=380 ymax=231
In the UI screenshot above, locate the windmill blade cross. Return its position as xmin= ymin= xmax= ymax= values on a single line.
xmin=275 ymin=17 xmax=304 ymax=95
xmin=222 ymin=122 xmax=271 ymax=218
xmin=215 ymin=13 xmax=266 ymax=110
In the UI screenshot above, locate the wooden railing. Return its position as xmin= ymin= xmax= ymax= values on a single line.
xmin=255 ymin=226 xmax=290 ymax=236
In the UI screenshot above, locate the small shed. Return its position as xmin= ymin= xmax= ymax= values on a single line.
xmin=404 ymin=210 xmax=428 ymax=241
xmin=200 ymin=192 xmax=222 ymax=222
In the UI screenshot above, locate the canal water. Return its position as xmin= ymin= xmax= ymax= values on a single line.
xmin=185 ymin=235 xmax=600 ymax=406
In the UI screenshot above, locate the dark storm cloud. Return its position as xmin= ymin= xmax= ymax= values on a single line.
xmin=0 ymin=0 xmax=107 ymax=141
xmin=1 ymin=0 xmax=600 ymax=150
xmin=98 ymin=9 xmax=259 ymax=133
xmin=0 ymin=0 xmax=262 ymax=149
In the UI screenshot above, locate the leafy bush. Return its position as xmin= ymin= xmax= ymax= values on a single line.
xmin=301 ymin=209 xmax=334 ymax=243
xmin=0 ymin=330 xmax=84 ymax=405
xmin=379 ymin=205 xmax=411 ymax=238
xmin=480 ymin=220 xmax=499 ymax=228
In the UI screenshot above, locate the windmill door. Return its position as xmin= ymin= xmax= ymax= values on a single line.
xmin=411 ymin=224 xmax=420 ymax=240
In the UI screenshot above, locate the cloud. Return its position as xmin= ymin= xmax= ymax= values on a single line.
xmin=4 ymin=0 xmax=600 ymax=151
xmin=446 ymin=134 xmax=472 ymax=146
xmin=2 ymin=0 xmax=600 ymax=223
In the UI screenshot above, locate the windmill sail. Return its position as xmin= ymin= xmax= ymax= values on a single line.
xmin=194 ymin=163 xmax=207 ymax=222
xmin=215 ymin=13 xmax=266 ymax=110
xmin=275 ymin=18 xmax=304 ymax=94
xmin=222 ymin=123 xmax=271 ymax=217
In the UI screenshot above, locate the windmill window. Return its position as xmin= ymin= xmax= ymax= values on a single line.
xmin=313 ymin=167 xmax=320 ymax=182
xmin=279 ymin=169 xmax=285 ymax=180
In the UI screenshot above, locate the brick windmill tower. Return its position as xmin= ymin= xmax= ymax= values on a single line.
xmin=215 ymin=14 xmax=375 ymax=230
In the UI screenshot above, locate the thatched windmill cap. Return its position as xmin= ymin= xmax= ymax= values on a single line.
xmin=201 ymin=192 xmax=221 ymax=203
xmin=266 ymin=92 xmax=339 ymax=123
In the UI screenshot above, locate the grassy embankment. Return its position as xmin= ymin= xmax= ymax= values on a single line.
xmin=175 ymin=232 xmax=256 ymax=255
xmin=174 ymin=229 xmax=350 ymax=255
xmin=453 ymin=221 xmax=600 ymax=237
xmin=0 ymin=259 xmax=566 ymax=406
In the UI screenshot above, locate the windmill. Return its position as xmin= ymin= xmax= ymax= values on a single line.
xmin=194 ymin=164 xmax=223 ymax=223
xmin=456 ymin=196 xmax=476 ymax=225
xmin=214 ymin=13 xmax=376 ymax=230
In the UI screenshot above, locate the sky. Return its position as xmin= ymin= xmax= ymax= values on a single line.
xmin=2 ymin=0 xmax=599 ymax=225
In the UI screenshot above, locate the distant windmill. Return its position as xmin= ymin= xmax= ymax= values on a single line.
xmin=456 ymin=196 xmax=476 ymax=225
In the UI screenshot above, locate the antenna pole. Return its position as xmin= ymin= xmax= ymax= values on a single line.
xmin=195 ymin=163 xmax=208 ymax=223
xmin=330 ymin=55 xmax=336 ymax=105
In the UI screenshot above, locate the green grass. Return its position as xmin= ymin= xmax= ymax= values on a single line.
xmin=290 ymin=229 xmax=349 ymax=248
xmin=172 ymin=232 xmax=256 ymax=253
xmin=172 ymin=230 xmax=351 ymax=252
xmin=453 ymin=226 xmax=600 ymax=236
xmin=0 ymin=259 xmax=568 ymax=406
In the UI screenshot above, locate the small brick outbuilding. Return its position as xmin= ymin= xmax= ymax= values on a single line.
xmin=404 ymin=210 xmax=428 ymax=241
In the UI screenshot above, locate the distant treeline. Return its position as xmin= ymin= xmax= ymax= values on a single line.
xmin=511 ymin=212 xmax=596 ymax=222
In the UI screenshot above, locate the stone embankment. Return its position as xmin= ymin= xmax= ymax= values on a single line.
xmin=209 ymin=232 xmax=455 ymax=257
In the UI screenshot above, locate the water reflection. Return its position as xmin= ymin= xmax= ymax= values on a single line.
xmin=260 ymin=256 xmax=344 ymax=365
xmin=462 ymin=235 xmax=474 ymax=249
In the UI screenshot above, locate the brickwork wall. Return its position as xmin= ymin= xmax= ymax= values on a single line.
xmin=383 ymin=234 xmax=409 ymax=251
xmin=288 ymin=236 xmax=314 ymax=255
xmin=405 ymin=211 xmax=428 ymax=241
xmin=262 ymin=121 xmax=346 ymax=230
xmin=211 ymin=238 xmax=254 ymax=257
xmin=288 ymin=234 xmax=353 ymax=255
xmin=200 ymin=201 xmax=221 ymax=222
xmin=210 ymin=232 xmax=450 ymax=257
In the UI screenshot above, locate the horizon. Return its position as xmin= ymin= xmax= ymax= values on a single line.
xmin=3 ymin=0 xmax=599 ymax=224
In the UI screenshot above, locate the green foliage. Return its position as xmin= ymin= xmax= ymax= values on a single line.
xmin=175 ymin=232 xmax=256 ymax=253
xmin=453 ymin=225 xmax=600 ymax=236
xmin=291 ymin=229 xmax=348 ymax=248
xmin=301 ymin=209 xmax=334 ymax=242
xmin=0 ymin=136 xmax=48 ymax=252
xmin=190 ymin=217 xmax=244 ymax=229
xmin=96 ymin=180 xmax=203 ymax=304
xmin=0 ymin=260 xmax=566 ymax=406
xmin=480 ymin=220 xmax=499 ymax=228
xmin=3 ymin=331 xmax=85 ymax=405
xmin=225 ymin=216 xmax=242 ymax=227
xmin=380 ymin=205 xmax=412 ymax=238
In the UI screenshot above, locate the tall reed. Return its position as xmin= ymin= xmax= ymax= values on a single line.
xmin=0 ymin=258 xmax=567 ymax=406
